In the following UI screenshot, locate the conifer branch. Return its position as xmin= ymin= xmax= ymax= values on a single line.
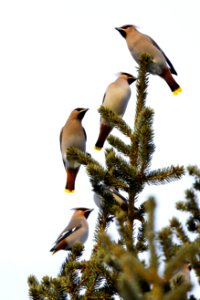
xmin=176 ymin=189 xmax=198 ymax=212
xmin=146 ymin=165 xmax=185 ymax=185
xmin=135 ymin=107 xmax=155 ymax=173
xmin=135 ymin=53 xmax=151 ymax=126
xmin=164 ymin=243 xmax=199 ymax=280
xmin=176 ymin=187 xmax=200 ymax=232
xmin=174 ymin=167 xmax=200 ymax=235
xmin=67 ymin=147 xmax=101 ymax=167
xmin=126 ymin=192 xmax=137 ymax=252
xmin=104 ymin=148 xmax=136 ymax=189
xmin=158 ymin=227 xmax=177 ymax=261
xmin=107 ymin=134 xmax=131 ymax=156
xmin=130 ymin=54 xmax=151 ymax=168
xmin=144 ymin=197 xmax=159 ymax=270
xmin=98 ymin=106 xmax=133 ymax=138
xmin=79 ymin=201 xmax=114 ymax=299
xmin=135 ymin=221 xmax=148 ymax=252
xmin=101 ymin=233 xmax=165 ymax=297
xmin=162 ymin=283 xmax=192 ymax=300
xmin=170 ymin=217 xmax=190 ymax=244
xmin=187 ymin=165 xmax=200 ymax=177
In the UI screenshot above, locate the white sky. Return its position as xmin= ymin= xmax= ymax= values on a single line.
xmin=0 ymin=1 xmax=200 ymax=299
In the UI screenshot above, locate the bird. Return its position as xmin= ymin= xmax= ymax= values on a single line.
xmin=115 ymin=25 xmax=182 ymax=95
xmin=93 ymin=187 xmax=144 ymax=221
xmin=60 ymin=108 xmax=88 ymax=193
xmin=169 ymin=261 xmax=192 ymax=289
xmin=93 ymin=187 xmax=128 ymax=211
xmin=50 ymin=207 xmax=93 ymax=254
xmin=94 ymin=72 xmax=136 ymax=150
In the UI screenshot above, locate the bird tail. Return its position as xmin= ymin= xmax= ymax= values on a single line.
xmin=161 ymin=68 xmax=182 ymax=95
xmin=94 ymin=124 xmax=112 ymax=150
xmin=65 ymin=167 xmax=79 ymax=193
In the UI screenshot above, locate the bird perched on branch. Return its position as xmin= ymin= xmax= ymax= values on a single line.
xmin=115 ymin=25 xmax=182 ymax=95
xmin=93 ymin=187 xmax=144 ymax=222
xmin=95 ymin=72 xmax=136 ymax=150
xmin=50 ymin=207 xmax=93 ymax=254
xmin=169 ymin=261 xmax=192 ymax=289
xmin=93 ymin=187 xmax=128 ymax=211
xmin=60 ymin=108 xmax=88 ymax=193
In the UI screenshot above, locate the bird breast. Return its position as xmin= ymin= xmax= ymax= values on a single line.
xmin=61 ymin=121 xmax=86 ymax=152
xmin=65 ymin=133 xmax=86 ymax=151
xmin=103 ymin=81 xmax=131 ymax=116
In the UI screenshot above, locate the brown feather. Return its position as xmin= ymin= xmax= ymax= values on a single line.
xmin=160 ymin=67 xmax=182 ymax=94
xmin=54 ymin=238 xmax=69 ymax=253
xmin=95 ymin=123 xmax=112 ymax=150
xmin=65 ymin=167 xmax=79 ymax=193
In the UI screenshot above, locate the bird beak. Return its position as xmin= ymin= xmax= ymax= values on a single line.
xmin=115 ymin=27 xmax=126 ymax=38
xmin=82 ymin=108 xmax=89 ymax=115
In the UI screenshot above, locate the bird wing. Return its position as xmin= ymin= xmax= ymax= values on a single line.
xmin=54 ymin=227 xmax=80 ymax=245
xmin=59 ymin=128 xmax=66 ymax=166
xmin=146 ymin=34 xmax=178 ymax=75
xmin=110 ymin=187 xmax=127 ymax=202
xmin=54 ymin=219 xmax=81 ymax=245
xmin=102 ymin=92 xmax=106 ymax=104
xmin=59 ymin=127 xmax=63 ymax=151
xmin=83 ymin=127 xmax=87 ymax=142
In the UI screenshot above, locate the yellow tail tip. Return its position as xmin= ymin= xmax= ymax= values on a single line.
xmin=65 ymin=189 xmax=75 ymax=194
xmin=52 ymin=251 xmax=56 ymax=255
xmin=173 ymin=87 xmax=182 ymax=95
xmin=94 ymin=146 xmax=102 ymax=151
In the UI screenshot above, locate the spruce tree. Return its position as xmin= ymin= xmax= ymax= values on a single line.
xmin=28 ymin=55 xmax=200 ymax=300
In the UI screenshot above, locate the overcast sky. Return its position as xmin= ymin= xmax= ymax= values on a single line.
xmin=0 ymin=1 xmax=200 ymax=299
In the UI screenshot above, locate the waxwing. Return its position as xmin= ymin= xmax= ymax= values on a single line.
xmin=93 ymin=187 xmax=144 ymax=221
xmin=50 ymin=207 xmax=93 ymax=254
xmin=60 ymin=108 xmax=88 ymax=193
xmin=93 ymin=187 xmax=128 ymax=211
xmin=95 ymin=72 xmax=136 ymax=150
xmin=169 ymin=262 xmax=192 ymax=289
xmin=115 ymin=25 xmax=182 ymax=95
